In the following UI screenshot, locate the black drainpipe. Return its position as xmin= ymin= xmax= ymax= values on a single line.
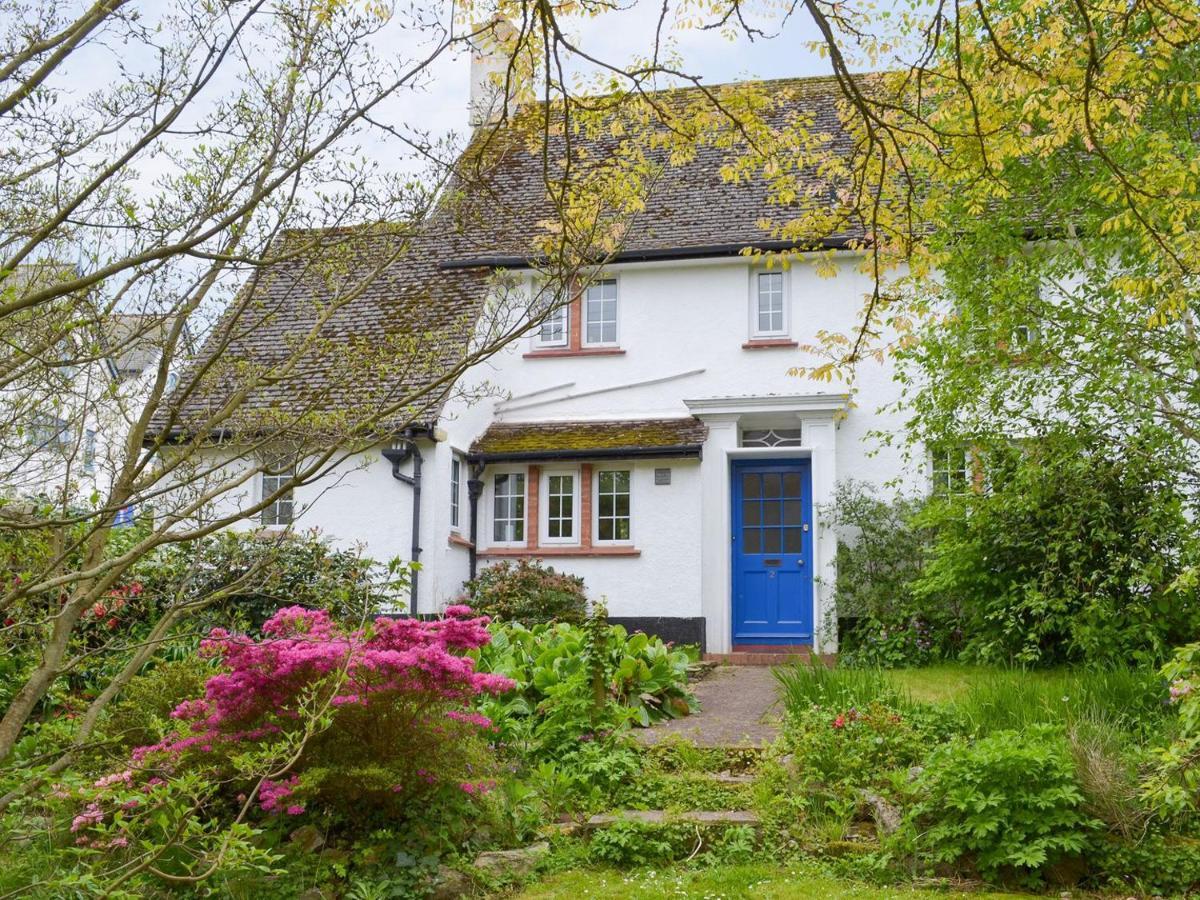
xmin=466 ymin=459 xmax=486 ymax=581
xmin=382 ymin=429 xmax=427 ymax=614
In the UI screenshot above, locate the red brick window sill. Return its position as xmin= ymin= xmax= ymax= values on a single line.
xmin=448 ymin=533 xmax=473 ymax=549
xmin=478 ymin=546 xmax=640 ymax=558
xmin=742 ymin=339 xmax=798 ymax=349
xmin=524 ymin=347 xmax=625 ymax=359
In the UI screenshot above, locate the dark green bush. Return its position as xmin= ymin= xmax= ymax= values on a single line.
xmin=913 ymin=430 xmax=1200 ymax=667
xmin=1090 ymin=833 xmax=1200 ymax=895
xmin=823 ymin=482 xmax=953 ymax=667
xmin=464 ymin=559 xmax=588 ymax=625
xmin=904 ymin=726 xmax=1095 ymax=885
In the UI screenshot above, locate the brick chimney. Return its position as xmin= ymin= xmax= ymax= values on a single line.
xmin=468 ymin=17 xmax=517 ymax=127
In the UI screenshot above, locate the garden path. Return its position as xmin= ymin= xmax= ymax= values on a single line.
xmin=636 ymin=665 xmax=782 ymax=748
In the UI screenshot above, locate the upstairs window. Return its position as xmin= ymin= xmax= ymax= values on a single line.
xmin=535 ymin=302 xmax=569 ymax=348
xmin=492 ymin=472 xmax=525 ymax=543
xmin=261 ymin=464 xmax=295 ymax=527
xmin=29 ymin=416 xmax=71 ymax=452
xmin=83 ymin=429 xmax=97 ymax=473
xmin=752 ymin=271 xmax=787 ymax=337
xmin=596 ymin=469 xmax=632 ymax=542
xmin=584 ymin=279 xmax=618 ymax=345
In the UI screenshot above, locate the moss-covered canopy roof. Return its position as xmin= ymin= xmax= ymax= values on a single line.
xmin=470 ymin=418 xmax=707 ymax=460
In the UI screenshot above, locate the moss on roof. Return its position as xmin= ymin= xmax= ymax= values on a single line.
xmin=472 ymin=418 xmax=707 ymax=456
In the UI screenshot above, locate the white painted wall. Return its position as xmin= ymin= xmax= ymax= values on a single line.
xmin=185 ymin=252 xmax=927 ymax=647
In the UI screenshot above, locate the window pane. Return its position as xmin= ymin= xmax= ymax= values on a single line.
xmin=743 ymin=500 xmax=761 ymax=526
xmin=742 ymin=473 xmax=761 ymax=498
xmin=783 ymin=500 xmax=801 ymax=525
xmin=763 ymin=501 xmax=781 ymax=526
xmin=743 ymin=528 xmax=761 ymax=553
xmin=763 ymin=529 xmax=781 ymax=553
xmin=599 ymin=494 xmax=613 ymax=517
xmin=763 ymin=473 xmax=782 ymax=498
xmin=615 ymin=520 xmax=630 ymax=540
xmin=782 ymin=472 xmax=801 ymax=496
xmin=615 ymin=494 xmax=629 ymax=517
xmin=599 ymin=519 xmax=613 ymax=541
xmin=784 ymin=529 xmax=802 ymax=553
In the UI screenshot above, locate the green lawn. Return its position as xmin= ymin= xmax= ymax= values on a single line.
xmin=886 ymin=664 xmax=984 ymax=704
xmin=516 ymin=864 xmax=1027 ymax=898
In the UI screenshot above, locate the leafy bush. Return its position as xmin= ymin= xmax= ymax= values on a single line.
xmin=1090 ymin=833 xmax=1200 ymax=895
xmin=823 ymin=482 xmax=953 ymax=666
xmin=905 ymin=726 xmax=1095 ymax=885
xmin=472 ymin=618 xmax=696 ymax=748
xmin=102 ymin=657 xmax=216 ymax=753
xmin=786 ymin=701 xmax=928 ymax=789
xmin=1144 ymin=639 xmax=1200 ymax=815
xmin=131 ymin=529 xmax=407 ymax=628
xmin=913 ymin=431 xmax=1200 ymax=667
xmin=463 ymin=558 xmax=588 ymax=624
xmin=67 ymin=604 xmax=513 ymax=879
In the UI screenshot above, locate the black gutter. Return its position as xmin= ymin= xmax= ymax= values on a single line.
xmin=467 ymin=444 xmax=702 ymax=465
xmin=439 ymin=238 xmax=858 ymax=271
xmin=381 ymin=427 xmax=434 ymax=614
xmin=466 ymin=460 xmax=486 ymax=581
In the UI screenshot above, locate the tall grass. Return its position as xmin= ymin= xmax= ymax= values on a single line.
xmin=774 ymin=661 xmax=915 ymax=717
xmin=952 ymin=667 xmax=1169 ymax=737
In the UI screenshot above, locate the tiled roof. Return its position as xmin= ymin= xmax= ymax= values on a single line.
xmin=153 ymin=226 xmax=490 ymax=439
xmin=160 ymin=75 xmax=861 ymax=435
xmin=471 ymin=418 xmax=708 ymax=458
xmin=441 ymin=75 xmax=867 ymax=264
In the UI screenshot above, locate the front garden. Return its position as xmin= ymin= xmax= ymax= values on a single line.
xmin=4 ymin=431 xmax=1200 ymax=897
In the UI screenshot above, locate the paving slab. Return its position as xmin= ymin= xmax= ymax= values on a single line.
xmin=637 ymin=665 xmax=781 ymax=748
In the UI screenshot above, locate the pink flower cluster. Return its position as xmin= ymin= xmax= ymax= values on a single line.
xmin=459 ymin=780 xmax=497 ymax=795
xmin=131 ymin=606 xmax=512 ymax=768
xmin=259 ymin=775 xmax=304 ymax=815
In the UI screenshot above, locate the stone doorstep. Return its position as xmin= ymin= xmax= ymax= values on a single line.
xmin=584 ymin=809 xmax=760 ymax=829
xmin=704 ymin=651 xmax=837 ymax=667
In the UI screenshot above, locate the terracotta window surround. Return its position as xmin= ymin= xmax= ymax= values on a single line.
xmin=524 ymin=293 xmax=625 ymax=359
xmin=742 ymin=338 xmax=799 ymax=349
xmin=477 ymin=462 xmax=641 ymax=558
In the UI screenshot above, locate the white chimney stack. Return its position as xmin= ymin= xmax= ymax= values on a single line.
xmin=468 ymin=17 xmax=517 ymax=128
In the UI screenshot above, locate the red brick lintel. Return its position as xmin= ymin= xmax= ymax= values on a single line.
xmin=478 ymin=546 xmax=641 ymax=558
xmin=523 ymin=347 xmax=626 ymax=359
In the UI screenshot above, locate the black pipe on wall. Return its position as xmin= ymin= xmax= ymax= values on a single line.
xmin=382 ymin=431 xmax=426 ymax=614
xmin=466 ymin=460 xmax=485 ymax=581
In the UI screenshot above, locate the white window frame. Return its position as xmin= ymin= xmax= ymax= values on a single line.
xmin=534 ymin=301 xmax=570 ymax=349
xmin=490 ymin=468 xmax=527 ymax=547
xmin=450 ymin=454 xmax=463 ymax=531
xmin=582 ymin=277 xmax=619 ymax=347
xmin=540 ymin=467 xmax=580 ymax=545
xmin=929 ymin=445 xmax=972 ymax=497
xmin=749 ymin=268 xmax=789 ymax=339
xmin=594 ymin=468 xmax=634 ymax=545
xmin=260 ymin=463 xmax=295 ymax=528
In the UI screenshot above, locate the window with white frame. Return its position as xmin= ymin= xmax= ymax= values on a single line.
xmin=29 ymin=416 xmax=71 ymax=452
xmin=536 ymin=303 xmax=569 ymax=348
xmin=596 ymin=469 xmax=632 ymax=542
xmin=450 ymin=455 xmax=462 ymax=529
xmin=492 ymin=471 xmax=525 ymax=543
xmin=752 ymin=270 xmax=786 ymax=337
xmin=543 ymin=471 xmax=577 ymax=542
xmin=261 ymin=463 xmax=295 ymax=527
xmin=583 ymin=278 xmax=618 ymax=345
xmin=931 ymin=446 xmax=971 ymax=496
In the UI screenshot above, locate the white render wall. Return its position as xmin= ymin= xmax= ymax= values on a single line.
xmin=191 ymin=251 xmax=928 ymax=644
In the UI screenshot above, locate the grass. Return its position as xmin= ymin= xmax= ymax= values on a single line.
xmin=775 ymin=661 xmax=1169 ymax=737
xmin=515 ymin=863 xmax=1029 ymax=898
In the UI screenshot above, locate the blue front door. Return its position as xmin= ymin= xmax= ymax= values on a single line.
xmin=731 ymin=460 xmax=814 ymax=644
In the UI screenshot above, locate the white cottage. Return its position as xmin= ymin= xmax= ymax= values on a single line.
xmin=164 ymin=66 xmax=933 ymax=657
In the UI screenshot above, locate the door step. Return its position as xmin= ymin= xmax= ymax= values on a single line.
xmin=705 ymin=650 xmax=816 ymax=666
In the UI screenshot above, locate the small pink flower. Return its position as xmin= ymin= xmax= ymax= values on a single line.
xmin=285 ymin=804 xmax=305 ymax=816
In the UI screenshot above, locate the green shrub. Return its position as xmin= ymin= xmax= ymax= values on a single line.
xmin=1144 ymin=639 xmax=1200 ymax=815
xmin=913 ymin=430 xmax=1200 ymax=667
xmin=464 ymin=559 xmax=588 ymax=625
xmin=1090 ymin=833 xmax=1200 ymax=895
xmin=905 ymin=726 xmax=1095 ymax=885
xmin=823 ymin=482 xmax=953 ymax=666
xmin=102 ymin=657 xmax=216 ymax=753
xmin=786 ymin=701 xmax=928 ymax=789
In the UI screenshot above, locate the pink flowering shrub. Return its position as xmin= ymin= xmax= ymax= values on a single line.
xmin=104 ymin=605 xmax=514 ymax=828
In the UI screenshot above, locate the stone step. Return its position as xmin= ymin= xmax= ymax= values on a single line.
xmin=584 ymin=809 xmax=760 ymax=830
xmin=705 ymin=772 xmax=756 ymax=785
xmin=704 ymin=651 xmax=834 ymax=667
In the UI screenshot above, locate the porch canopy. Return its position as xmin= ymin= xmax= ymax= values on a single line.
xmin=469 ymin=418 xmax=708 ymax=463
